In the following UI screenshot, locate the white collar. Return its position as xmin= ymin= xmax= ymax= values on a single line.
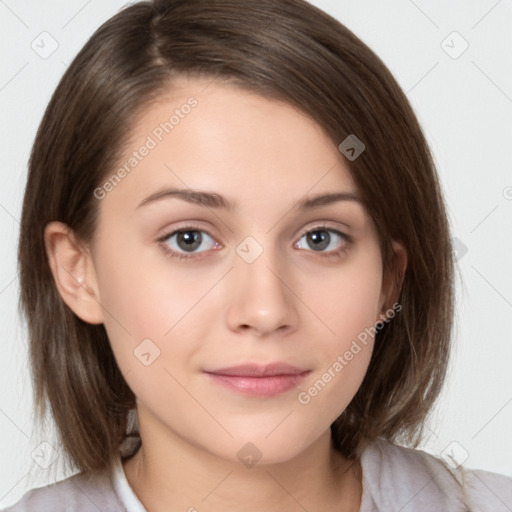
xmin=112 ymin=457 xmax=147 ymax=512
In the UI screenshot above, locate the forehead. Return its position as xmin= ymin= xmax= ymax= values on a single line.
xmin=99 ymin=76 xmax=359 ymax=216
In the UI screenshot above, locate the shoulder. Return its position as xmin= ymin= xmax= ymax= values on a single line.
xmin=360 ymin=438 xmax=512 ymax=512
xmin=1 ymin=469 xmax=125 ymax=512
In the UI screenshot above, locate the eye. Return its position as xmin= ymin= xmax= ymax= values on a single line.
xmin=158 ymin=224 xmax=351 ymax=261
xmin=158 ymin=225 xmax=220 ymax=260
xmin=295 ymin=225 xmax=350 ymax=257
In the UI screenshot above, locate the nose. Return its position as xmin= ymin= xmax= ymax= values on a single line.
xmin=225 ymin=244 xmax=299 ymax=337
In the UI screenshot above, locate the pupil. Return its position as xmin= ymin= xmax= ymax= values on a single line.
xmin=178 ymin=231 xmax=201 ymax=252
xmin=308 ymin=230 xmax=329 ymax=251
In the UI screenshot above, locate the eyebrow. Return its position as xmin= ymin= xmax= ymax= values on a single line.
xmin=136 ymin=187 xmax=361 ymax=212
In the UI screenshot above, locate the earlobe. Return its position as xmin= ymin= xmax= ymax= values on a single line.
xmin=44 ymin=221 xmax=104 ymax=325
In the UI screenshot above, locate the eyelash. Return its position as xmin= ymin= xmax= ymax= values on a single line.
xmin=157 ymin=224 xmax=352 ymax=261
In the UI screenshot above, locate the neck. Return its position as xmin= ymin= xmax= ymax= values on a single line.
xmin=122 ymin=410 xmax=362 ymax=511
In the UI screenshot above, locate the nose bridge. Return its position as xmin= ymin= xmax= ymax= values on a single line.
xmin=226 ymin=233 xmax=298 ymax=335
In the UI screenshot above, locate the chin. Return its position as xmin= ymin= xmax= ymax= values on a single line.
xmin=210 ymin=434 xmax=315 ymax=468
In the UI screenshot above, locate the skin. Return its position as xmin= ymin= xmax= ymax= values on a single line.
xmin=45 ymin=76 xmax=407 ymax=511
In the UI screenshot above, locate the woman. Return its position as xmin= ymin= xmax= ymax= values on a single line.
xmin=6 ymin=0 xmax=512 ymax=510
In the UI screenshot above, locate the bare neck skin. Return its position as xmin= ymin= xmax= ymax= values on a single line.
xmin=123 ymin=406 xmax=362 ymax=511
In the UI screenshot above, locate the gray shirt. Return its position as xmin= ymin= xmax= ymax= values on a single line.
xmin=2 ymin=438 xmax=512 ymax=511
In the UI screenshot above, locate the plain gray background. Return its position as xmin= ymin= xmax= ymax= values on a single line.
xmin=1 ymin=0 xmax=511 ymax=507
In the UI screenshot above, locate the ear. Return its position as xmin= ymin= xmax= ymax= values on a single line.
xmin=44 ymin=221 xmax=104 ymax=325
xmin=378 ymin=240 xmax=407 ymax=318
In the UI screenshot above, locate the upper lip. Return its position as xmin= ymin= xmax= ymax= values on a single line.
xmin=204 ymin=363 xmax=309 ymax=377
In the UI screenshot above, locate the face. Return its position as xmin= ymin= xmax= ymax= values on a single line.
xmin=86 ymin=76 xmax=392 ymax=465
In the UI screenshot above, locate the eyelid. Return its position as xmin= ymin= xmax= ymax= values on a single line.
xmin=158 ymin=223 xmax=208 ymax=238
xmin=296 ymin=221 xmax=352 ymax=241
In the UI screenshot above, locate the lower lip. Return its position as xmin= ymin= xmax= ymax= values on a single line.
xmin=204 ymin=371 xmax=310 ymax=397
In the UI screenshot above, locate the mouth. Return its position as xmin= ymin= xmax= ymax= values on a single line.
xmin=203 ymin=362 xmax=311 ymax=397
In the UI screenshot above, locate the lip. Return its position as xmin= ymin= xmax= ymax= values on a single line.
xmin=204 ymin=362 xmax=308 ymax=377
xmin=203 ymin=363 xmax=311 ymax=397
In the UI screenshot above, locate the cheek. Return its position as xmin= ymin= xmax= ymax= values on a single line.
xmin=294 ymin=245 xmax=383 ymax=415
xmin=314 ymin=244 xmax=384 ymax=346
xmin=92 ymin=237 xmax=203 ymax=375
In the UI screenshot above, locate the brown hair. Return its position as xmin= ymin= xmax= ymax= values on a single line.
xmin=18 ymin=0 xmax=454 ymax=479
